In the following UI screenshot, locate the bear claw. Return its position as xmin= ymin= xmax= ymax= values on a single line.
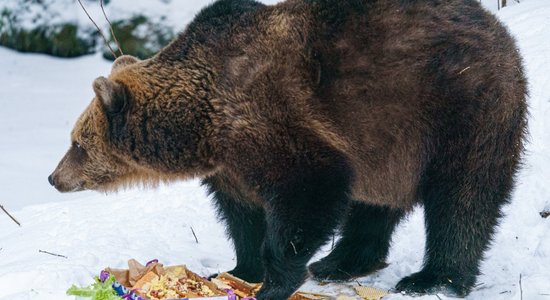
xmin=395 ymin=270 xmax=471 ymax=297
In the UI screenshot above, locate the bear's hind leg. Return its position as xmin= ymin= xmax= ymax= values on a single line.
xmin=309 ymin=203 xmax=404 ymax=281
xmin=203 ymin=177 xmax=266 ymax=283
xmin=396 ymin=154 xmax=518 ymax=296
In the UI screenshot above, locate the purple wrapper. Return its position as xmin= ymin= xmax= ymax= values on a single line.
xmin=224 ymin=289 xmax=237 ymax=300
xmin=100 ymin=270 xmax=110 ymax=282
xmin=145 ymin=259 xmax=159 ymax=267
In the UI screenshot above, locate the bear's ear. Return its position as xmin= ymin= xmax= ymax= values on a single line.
xmin=111 ymin=55 xmax=140 ymax=72
xmin=93 ymin=76 xmax=127 ymax=114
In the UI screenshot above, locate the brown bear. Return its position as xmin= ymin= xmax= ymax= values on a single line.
xmin=49 ymin=0 xmax=528 ymax=299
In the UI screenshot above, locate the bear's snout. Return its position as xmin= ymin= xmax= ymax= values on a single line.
xmin=48 ymin=168 xmax=85 ymax=193
xmin=48 ymin=174 xmax=55 ymax=186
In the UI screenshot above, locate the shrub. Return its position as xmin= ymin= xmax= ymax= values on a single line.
xmin=102 ymin=15 xmax=174 ymax=61
xmin=0 ymin=2 xmax=174 ymax=60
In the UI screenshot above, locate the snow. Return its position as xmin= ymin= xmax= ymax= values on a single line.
xmin=0 ymin=0 xmax=549 ymax=299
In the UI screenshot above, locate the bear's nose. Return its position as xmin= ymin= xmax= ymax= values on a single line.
xmin=48 ymin=174 xmax=55 ymax=186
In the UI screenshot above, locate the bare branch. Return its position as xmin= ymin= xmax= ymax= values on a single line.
xmin=39 ymin=250 xmax=68 ymax=259
xmin=190 ymin=226 xmax=199 ymax=244
xmin=76 ymin=0 xmax=117 ymax=58
xmin=100 ymin=0 xmax=123 ymax=56
xmin=0 ymin=204 xmax=21 ymax=227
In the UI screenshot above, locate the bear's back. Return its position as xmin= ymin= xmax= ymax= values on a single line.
xmin=155 ymin=0 xmax=526 ymax=208
xmin=278 ymin=0 xmax=527 ymax=207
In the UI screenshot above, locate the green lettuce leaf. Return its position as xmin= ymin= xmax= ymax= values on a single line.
xmin=66 ymin=275 xmax=122 ymax=300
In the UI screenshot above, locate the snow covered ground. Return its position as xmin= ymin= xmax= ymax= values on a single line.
xmin=0 ymin=0 xmax=549 ymax=299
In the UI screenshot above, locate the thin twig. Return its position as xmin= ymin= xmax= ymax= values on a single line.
xmin=331 ymin=234 xmax=335 ymax=250
xmin=76 ymin=0 xmax=117 ymax=58
xmin=39 ymin=250 xmax=68 ymax=259
xmin=458 ymin=66 xmax=471 ymax=75
xmin=190 ymin=226 xmax=199 ymax=244
xmin=335 ymin=267 xmax=361 ymax=286
xmin=519 ymin=274 xmax=523 ymax=300
xmin=435 ymin=294 xmax=442 ymax=300
xmin=473 ymin=282 xmax=485 ymax=290
xmin=0 ymin=204 xmax=21 ymax=226
xmin=100 ymin=0 xmax=123 ymax=56
xmin=290 ymin=241 xmax=298 ymax=255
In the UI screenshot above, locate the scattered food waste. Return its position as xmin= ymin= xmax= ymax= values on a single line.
xmin=66 ymin=259 xmax=388 ymax=299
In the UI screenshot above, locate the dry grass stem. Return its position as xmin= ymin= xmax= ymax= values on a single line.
xmin=290 ymin=241 xmax=298 ymax=255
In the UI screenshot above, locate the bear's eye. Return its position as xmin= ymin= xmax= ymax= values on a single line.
xmin=73 ymin=142 xmax=83 ymax=150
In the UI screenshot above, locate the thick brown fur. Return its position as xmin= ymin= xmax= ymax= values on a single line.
xmin=50 ymin=0 xmax=528 ymax=299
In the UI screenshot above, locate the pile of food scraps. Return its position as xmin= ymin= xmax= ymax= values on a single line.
xmin=67 ymin=259 xmax=229 ymax=300
xmin=66 ymin=259 xmax=387 ymax=300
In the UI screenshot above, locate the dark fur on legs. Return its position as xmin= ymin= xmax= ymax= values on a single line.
xmin=203 ymin=176 xmax=267 ymax=283
xmin=396 ymin=176 xmax=502 ymax=295
xmin=395 ymin=168 xmax=511 ymax=296
xmin=309 ymin=203 xmax=404 ymax=281
xmin=253 ymin=155 xmax=352 ymax=300
xmin=395 ymin=100 xmax=526 ymax=296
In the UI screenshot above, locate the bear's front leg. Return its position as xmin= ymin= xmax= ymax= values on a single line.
xmin=203 ymin=175 xmax=267 ymax=283
xmin=253 ymin=158 xmax=352 ymax=300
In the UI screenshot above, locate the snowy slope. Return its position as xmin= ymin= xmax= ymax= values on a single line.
xmin=0 ymin=0 xmax=549 ymax=299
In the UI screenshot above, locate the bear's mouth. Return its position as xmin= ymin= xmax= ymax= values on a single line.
xmin=55 ymin=181 xmax=85 ymax=193
xmin=70 ymin=183 xmax=85 ymax=193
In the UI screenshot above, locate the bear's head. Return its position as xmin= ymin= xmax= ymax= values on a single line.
xmin=48 ymin=56 xmax=139 ymax=192
xmin=48 ymin=55 xmax=216 ymax=193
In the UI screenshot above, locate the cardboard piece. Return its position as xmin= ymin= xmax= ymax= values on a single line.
xmin=213 ymin=272 xmax=333 ymax=300
xmin=105 ymin=259 xmax=165 ymax=288
xmin=354 ymin=286 xmax=387 ymax=300
xmin=213 ymin=273 xmax=261 ymax=298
